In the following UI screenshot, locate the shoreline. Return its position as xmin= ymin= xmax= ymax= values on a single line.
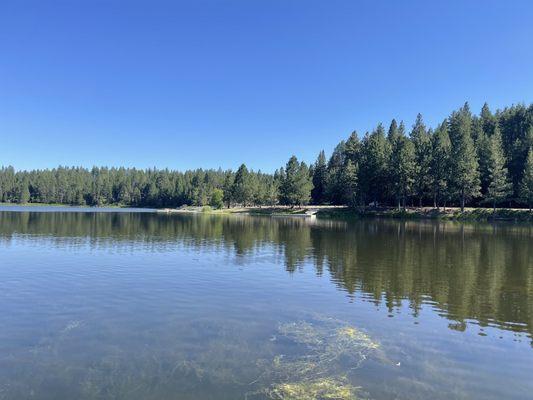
xmin=1 ymin=203 xmax=531 ymax=222
xmin=160 ymin=205 xmax=533 ymax=222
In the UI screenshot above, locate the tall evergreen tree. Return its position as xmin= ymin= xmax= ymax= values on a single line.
xmin=359 ymin=124 xmax=390 ymax=206
xmin=340 ymin=160 xmax=359 ymax=207
xmin=311 ymin=150 xmax=328 ymax=204
xmin=325 ymin=142 xmax=346 ymax=205
xmin=448 ymin=103 xmax=481 ymax=211
xmin=476 ymin=127 xmax=492 ymax=197
xmin=222 ymin=172 xmax=234 ymax=208
xmin=519 ymin=148 xmax=533 ymax=211
xmin=388 ymin=121 xmax=414 ymax=209
xmin=430 ymin=121 xmax=451 ymax=209
xmin=486 ymin=126 xmax=512 ymax=210
xmin=344 ymin=131 xmax=361 ymax=164
xmin=279 ymin=156 xmax=313 ymax=207
xmin=232 ymin=164 xmax=253 ymax=206
xmin=480 ymin=102 xmax=497 ymax=136
xmin=410 ymin=114 xmax=432 ymax=206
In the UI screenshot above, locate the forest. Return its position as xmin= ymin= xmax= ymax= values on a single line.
xmin=1 ymin=102 xmax=532 ymax=211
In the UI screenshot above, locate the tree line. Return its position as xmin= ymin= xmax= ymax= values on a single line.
xmin=1 ymin=102 xmax=532 ymax=210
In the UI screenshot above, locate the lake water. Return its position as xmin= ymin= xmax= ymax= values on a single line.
xmin=0 ymin=208 xmax=532 ymax=400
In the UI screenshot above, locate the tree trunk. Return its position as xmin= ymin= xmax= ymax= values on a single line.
xmin=461 ymin=189 xmax=465 ymax=212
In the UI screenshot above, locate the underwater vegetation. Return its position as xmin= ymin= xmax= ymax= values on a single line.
xmin=267 ymin=378 xmax=359 ymax=400
xmin=246 ymin=317 xmax=380 ymax=400
xmin=2 ymin=315 xmax=379 ymax=400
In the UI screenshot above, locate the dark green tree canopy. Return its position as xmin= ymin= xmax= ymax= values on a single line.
xmin=1 ymin=102 xmax=531 ymax=211
xmin=279 ymin=156 xmax=313 ymax=206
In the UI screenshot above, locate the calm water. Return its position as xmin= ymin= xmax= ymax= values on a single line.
xmin=0 ymin=208 xmax=532 ymax=400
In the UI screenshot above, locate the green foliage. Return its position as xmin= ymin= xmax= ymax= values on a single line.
xmin=519 ymin=148 xmax=533 ymax=210
xmin=340 ymin=160 xmax=358 ymax=207
xmin=430 ymin=121 xmax=451 ymax=208
xmin=255 ymin=318 xmax=379 ymax=400
xmin=311 ymin=150 xmax=328 ymax=204
xmin=325 ymin=142 xmax=346 ymax=205
xmin=410 ymin=114 xmax=432 ymax=206
xmin=279 ymin=156 xmax=313 ymax=206
xmin=358 ymin=124 xmax=390 ymax=205
xmin=0 ymin=101 xmax=531 ymax=210
xmin=388 ymin=121 xmax=414 ymax=209
xmin=486 ymin=127 xmax=512 ymax=208
xmin=231 ymin=164 xmax=253 ymax=206
xmin=209 ymin=188 xmax=224 ymax=209
xmin=448 ymin=103 xmax=481 ymax=211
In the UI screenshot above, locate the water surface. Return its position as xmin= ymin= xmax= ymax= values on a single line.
xmin=0 ymin=208 xmax=532 ymax=399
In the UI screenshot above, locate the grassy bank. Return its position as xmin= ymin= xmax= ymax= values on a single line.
xmin=220 ymin=206 xmax=532 ymax=222
xmin=3 ymin=203 xmax=531 ymax=222
xmin=315 ymin=206 xmax=533 ymax=222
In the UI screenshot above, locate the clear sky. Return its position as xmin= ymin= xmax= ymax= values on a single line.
xmin=1 ymin=0 xmax=532 ymax=172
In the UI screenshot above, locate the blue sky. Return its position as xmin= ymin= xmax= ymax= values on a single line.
xmin=1 ymin=0 xmax=532 ymax=172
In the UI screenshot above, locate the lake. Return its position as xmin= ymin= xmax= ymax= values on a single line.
xmin=0 ymin=207 xmax=531 ymax=400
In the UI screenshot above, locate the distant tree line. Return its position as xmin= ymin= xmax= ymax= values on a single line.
xmin=1 ymin=102 xmax=532 ymax=210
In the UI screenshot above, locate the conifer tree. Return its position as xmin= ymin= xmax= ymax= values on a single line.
xmin=430 ymin=121 xmax=451 ymax=209
xmin=388 ymin=121 xmax=414 ymax=209
xmin=519 ymin=148 xmax=533 ymax=211
xmin=476 ymin=128 xmax=492 ymax=197
xmin=480 ymin=103 xmax=497 ymax=136
xmin=222 ymin=172 xmax=234 ymax=208
xmin=340 ymin=160 xmax=359 ymax=207
xmin=486 ymin=126 xmax=512 ymax=211
xmin=448 ymin=103 xmax=481 ymax=211
xmin=344 ymin=131 xmax=361 ymax=164
xmin=311 ymin=150 xmax=327 ymax=204
xmin=410 ymin=114 xmax=432 ymax=207
xmin=232 ymin=164 xmax=253 ymax=206
xmin=279 ymin=156 xmax=313 ymax=207
xmin=359 ymin=124 xmax=390 ymax=206
xmin=325 ymin=142 xmax=346 ymax=205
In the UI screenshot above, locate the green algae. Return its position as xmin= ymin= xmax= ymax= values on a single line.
xmin=246 ymin=318 xmax=379 ymax=400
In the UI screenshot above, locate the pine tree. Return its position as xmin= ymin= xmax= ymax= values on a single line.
xmin=388 ymin=121 xmax=414 ymax=209
xmin=486 ymin=126 xmax=512 ymax=211
xmin=359 ymin=124 xmax=390 ymax=206
xmin=519 ymin=148 xmax=533 ymax=211
xmin=311 ymin=150 xmax=327 ymax=204
xmin=430 ymin=121 xmax=451 ymax=209
xmin=387 ymin=119 xmax=399 ymax=142
xmin=17 ymin=179 xmax=30 ymax=204
xmin=448 ymin=103 xmax=481 ymax=211
xmin=232 ymin=164 xmax=253 ymax=207
xmin=344 ymin=131 xmax=360 ymax=164
xmin=476 ymin=128 xmax=492 ymax=197
xmin=222 ymin=172 xmax=234 ymax=208
xmin=410 ymin=114 xmax=432 ymax=207
xmin=325 ymin=142 xmax=346 ymax=205
xmin=279 ymin=156 xmax=313 ymax=207
xmin=480 ymin=103 xmax=497 ymax=136
xmin=340 ymin=160 xmax=359 ymax=206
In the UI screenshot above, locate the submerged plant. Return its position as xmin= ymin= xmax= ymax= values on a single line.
xmin=268 ymin=377 xmax=359 ymax=400
xmin=248 ymin=318 xmax=379 ymax=400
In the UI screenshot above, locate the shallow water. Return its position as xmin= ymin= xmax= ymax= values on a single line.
xmin=0 ymin=208 xmax=531 ymax=399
